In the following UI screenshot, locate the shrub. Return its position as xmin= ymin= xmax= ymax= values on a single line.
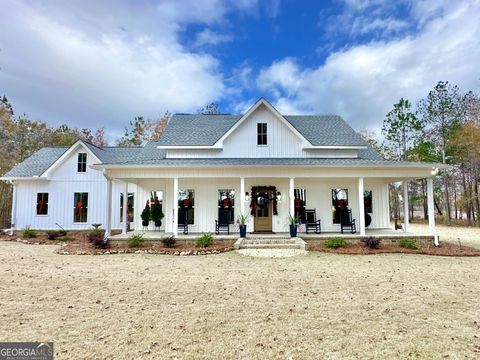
xmin=127 ymin=234 xmax=145 ymax=248
xmin=361 ymin=236 xmax=381 ymax=249
xmin=161 ymin=236 xmax=176 ymax=248
xmin=399 ymin=238 xmax=420 ymax=250
xmin=195 ymin=232 xmax=214 ymax=248
xmin=47 ymin=230 xmax=67 ymax=240
xmin=324 ymin=238 xmax=347 ymax=249
xmin=57 ymin=235 xmax=75 ymax=241
xmin=87 ymin=228 xmax=104 ymax=243
xmin=22 ymin=227 xmax=37 ymax=239
xmin=92 ymin=236 xmax=109 ymax=249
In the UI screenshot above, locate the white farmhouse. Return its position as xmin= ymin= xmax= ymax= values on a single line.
xmin=1 ymin=99 xmax=443 ymax=242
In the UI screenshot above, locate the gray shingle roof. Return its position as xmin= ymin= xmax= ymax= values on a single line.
xmin=284 ymin=115 xmax=367 ymax=146
xmin=3 ymin=147 xmax=68 ymax=178
xmin=157 ymin=113 xmax=368 ymax=147
xmin=157 ymin=114 xmax=242 ymax=146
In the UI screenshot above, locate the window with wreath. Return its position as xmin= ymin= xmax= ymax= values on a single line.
xmin=218 ymin=189 xmax=235 ymax=224
xmin=74 ymin=192 xmax=88 ymax=223
xmin=120 ymin=193 xmax=135 ymax=223
xmin=36 ymin=193 xmax=49 ymax=215
xmin=332 ymin=189 xmax=348 ymax=224
xmin=178 ymin=189 xmax=194 ymax=225
xmin=77 ymin=153 xmax=87 ymax=172
xmin=294 ymin=189 xmax=306 ymax=223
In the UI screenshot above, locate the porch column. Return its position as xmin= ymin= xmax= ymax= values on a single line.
xmin=173 ymin=177 xmax=178 ymax=238
xmin=403 ymin=181 xmax=409 ymax=233
xmin=358 ymin=177 xmax=366 ymax=236
xmin=105 ymin=177 xmax=112 ymax=238
xmin=122 ymin=181 xmax=128 ymax=234
xmin=289 ymin=177 xmax=295 ymax=217
xmin=10 ymin=181 xmax=17 ymax=235
xmin=240 ymin=177 xmax=245 ymax=215
xmin=427 ymin=177 xmax=439 ymax=246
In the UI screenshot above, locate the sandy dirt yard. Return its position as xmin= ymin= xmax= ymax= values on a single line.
xmin=409 ymin=223 xmax=480 ymax=249
xmin=0 ymin=241 xmax=479 ymax=359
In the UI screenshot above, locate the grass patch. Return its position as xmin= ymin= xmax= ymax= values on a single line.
xmin=127 ymin=234 xmax=145 ymax=248
xmin=195 ymin=233 xmax=214 ymax=248
xmin=324 ymin=238 xmax=347 ymax=249
xmin=22 ymin=227 xmax=38 ymax=239
xmin=399 ymin=238 xmax=421 ymax=250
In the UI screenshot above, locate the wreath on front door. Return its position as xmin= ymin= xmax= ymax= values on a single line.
xmin=249 ymin=186 xmax=278 ymax=216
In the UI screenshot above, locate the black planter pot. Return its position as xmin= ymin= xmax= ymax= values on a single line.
xmin=142 ymin=220 xmax=149 ymax=227
xmin=365 ymin=213 xmax=372 ymax=228
xmin=239 ymin=225 xmax=247 ymax=238
xmin=155 ymin=220 xmax=162 ymax=228
xmin=289 ymin=224 xmax=297 ymax=238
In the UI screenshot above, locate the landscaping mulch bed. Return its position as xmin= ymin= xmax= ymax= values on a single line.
xmin=59 ymin=240 xmax=235 ymax=255
xmin=0 ymin=232 xmax=87 ymax=244
xmin=308 ymin=242 xmax=480 ymax=256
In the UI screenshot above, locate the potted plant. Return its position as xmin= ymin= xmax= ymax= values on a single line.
xmin=238 ymin=213 xmax=249 ymax=238
xmin=141 ymin=200 xmax=151 ymax=229
xmin=288 ymin=214 xmax=299 ymax=238
xmin=150 ymin=197 xmax=164 ymax=229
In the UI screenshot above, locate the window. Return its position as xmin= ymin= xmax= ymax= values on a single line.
xmin=218 ymin=189 xmax=235 ymax=224
xmin=332 ymin=189 xmax=348 ymax=224
xmin=257 ymin=123 xmax=267 ymax=145
xmin=77 ymin=153 xmax=87 ymax=172
xmin=74 ymin=192 xmax=88 ymax=223
xmin=36 ymin=193 xmax=49 ymax=215
xmin=364 ymin=190 xmax=373 ymax=213
xmin=178 ymin=189 xmax=194 ymax=225
xmin=294 ymin=189 xmax=306 ymax=223
xmin=120 ymin=193 xmax=135 ymax=223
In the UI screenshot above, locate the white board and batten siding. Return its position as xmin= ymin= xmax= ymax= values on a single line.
xmin=13 ymin=148 xmax=135 ymax=230
xmin=165 ymin=105 xmax=359 ymax=159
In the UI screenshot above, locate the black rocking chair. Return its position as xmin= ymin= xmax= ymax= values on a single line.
xmin=215 ymin=209 xmax=230 ymax=235
xmin=178 ymin=209 xmax=189 ymax=235
xmin=305 ymin=208 xmax=321 ymax=234
xmin=340 ymin=208 xmax=356 ymax=234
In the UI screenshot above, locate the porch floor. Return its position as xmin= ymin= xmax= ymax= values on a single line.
xmin=110 ymin=228 xmax=433 ymax=241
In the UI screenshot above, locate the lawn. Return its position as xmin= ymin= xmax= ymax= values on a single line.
xmin=1 ymin=240 xmax=479 ymax=359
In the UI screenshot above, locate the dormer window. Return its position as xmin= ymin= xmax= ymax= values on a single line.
xmin=77 ymin=153 xmax=87 ymax=172
xmin=257 ymin=123 xmax=267 ymax=145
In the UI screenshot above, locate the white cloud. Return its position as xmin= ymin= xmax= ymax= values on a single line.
xmin=194 ymin=29 xmax=233 ymax=47
xmin=257 ymin=0 xmax=480 ymax=131
xmin=0 ymin=0 xmax=257 ymax=138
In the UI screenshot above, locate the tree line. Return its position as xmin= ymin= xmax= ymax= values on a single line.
xmin=361 ymin=81 xmax=480 ymax=226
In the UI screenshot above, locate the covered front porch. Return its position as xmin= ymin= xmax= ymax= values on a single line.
xmin=100 ymin=165 xmax=440 ymax=245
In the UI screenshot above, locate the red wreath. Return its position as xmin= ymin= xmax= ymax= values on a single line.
xmin=76 ymin=200 xmax=83 ymax=216
xmin=37 ymin=199 xmax=45 ymax=214
xmin=183 ymin=198 xmax=190 ymax=208
xmin=222 ymin=198 xmax=231 ymax=209
xmin=295 ymin=197 xmax=302 ymax=209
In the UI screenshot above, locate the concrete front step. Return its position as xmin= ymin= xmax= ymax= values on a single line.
xmin=240 ymin=243 xmax=303 ymax=249
xmin=234 ymin=237 xmax=308 ymax=250
xmin=242 ymin=238 xmax=297 ymax=245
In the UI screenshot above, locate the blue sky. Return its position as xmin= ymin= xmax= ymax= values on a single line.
xmin=1 ymin=0 xmax=479 ymax=140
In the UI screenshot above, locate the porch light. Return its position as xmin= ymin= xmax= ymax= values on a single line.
xmin=276 ymin=192 xmax=282 ymax=201
xmin=245 ymin=192 xmax=250 ymax=202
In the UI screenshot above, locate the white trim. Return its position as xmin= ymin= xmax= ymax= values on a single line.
xmin=173 ymin=177 xmax=178 ymax=238
xmin=157 ymin=145 xmax=223 ymax=149
xmin=41 ymin=140 xmax=102 ymax=178
xmin=358 ymin=177 xmax=365 ymax=236
xmin=303 ymin=145 xmax=368 ymax=150
xmin=403 ymin=180 xmax=409 ymax=233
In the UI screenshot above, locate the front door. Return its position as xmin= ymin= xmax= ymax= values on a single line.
xmin=254 ymin=188 xmax=273 ymax=232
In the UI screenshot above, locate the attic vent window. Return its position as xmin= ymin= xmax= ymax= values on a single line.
xmin=257 ymin=123 xmax=267 ymax=145
xmin=78 ymin=153 xmax=87 ymax=172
